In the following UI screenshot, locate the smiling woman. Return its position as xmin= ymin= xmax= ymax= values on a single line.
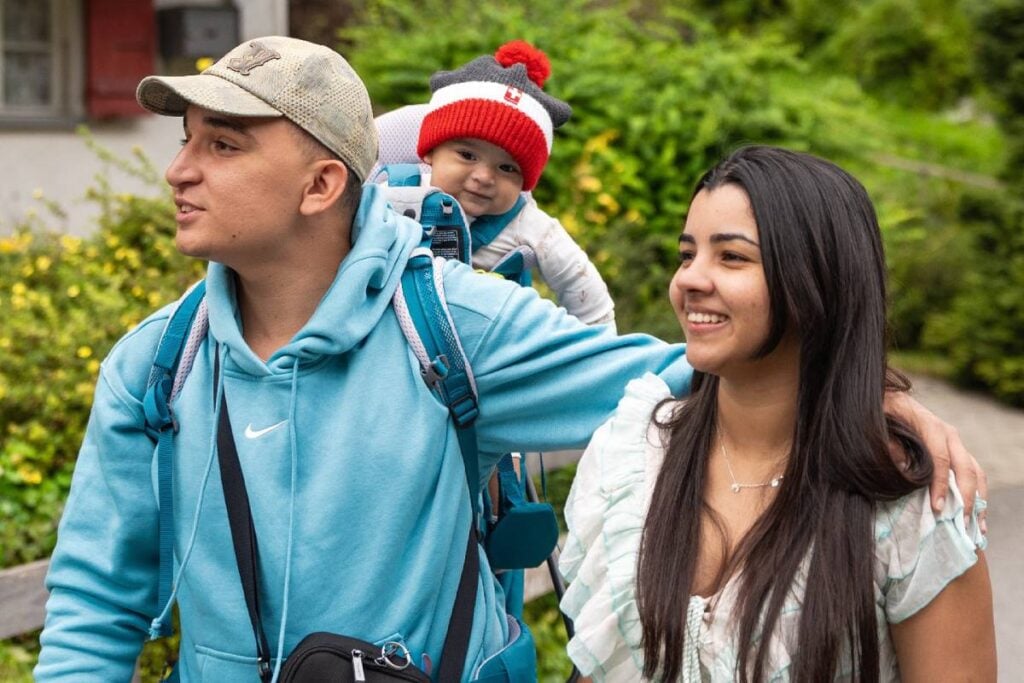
xmin=559 ymin=145 xmax=996 ymax=682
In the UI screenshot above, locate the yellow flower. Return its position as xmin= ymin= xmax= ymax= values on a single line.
xmin=577 ymin=176 xmax=602 ymax=193
xmin=61 ymin=235 xmax=82 ymax=253
xmin=196 ymin=56 xmax=215 ymax=72
xmin=597 ymin=193 xmax=620 ymax=213
xmin=131 ymin=285 xmax=144 ymax=298
xmin=11 ymin=282 xmax=27 ymax=296
xmin=561 ymin=214 xmax=580 ymax=237
xmin=0 ymin=238 xmax=17 ymax=254
xmin=87 ymin=359 xmax=101 ymax=374
xmin=35 ymin=255 xmax=52 ymax=271
xmin=20 ymin=264 xmax=34 ymax=277
xmin=77 ymin=345 xmax=93 ymax=359
xmin=583 ymin=130 xmax=618 ymax=154
xmin=67 ymin=284 xmax=81 ymax=298
xmin=148 ymin=291 xmax=163 ymax=307
xmin=18 ymin=465 xmax=42 ymax=485
xmin=0 ymin=337 xmax=10 ymax=349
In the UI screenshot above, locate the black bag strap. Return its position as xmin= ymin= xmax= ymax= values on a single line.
xmin=435 ymin=524 xmax=478 ymax=682
xmin=215 ymin=378 xmax=477 ymax=682
xmin=217 ymin=391 xmax=274 ymax=682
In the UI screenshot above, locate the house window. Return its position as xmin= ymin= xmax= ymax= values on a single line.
xmin=0 ymin=0 xmax=82 ymax=123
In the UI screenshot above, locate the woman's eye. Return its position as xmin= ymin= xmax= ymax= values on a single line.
xmin=678 ymin=251 xmax=694 ymax=264
xmin=722 ymin=251 xmax=748 ymax=262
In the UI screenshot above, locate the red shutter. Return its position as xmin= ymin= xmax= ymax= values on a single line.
xmin=86 ymin=0 xmax=155 ymax=118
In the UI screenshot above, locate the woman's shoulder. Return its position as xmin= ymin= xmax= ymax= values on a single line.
xmin=873 ymin=473 xmax=988 ymax=623
xmin=558 ymin=373 xmax=678 ymax=681
xmin=583 ymin=372 xmax=676 ymax=483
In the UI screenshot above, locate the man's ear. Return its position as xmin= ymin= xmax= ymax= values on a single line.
xmin=299 ymin=159 xmax=349 ymax=217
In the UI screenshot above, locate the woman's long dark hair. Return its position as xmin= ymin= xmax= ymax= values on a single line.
xmin=635 ymin=146 xmax=933 ymax=682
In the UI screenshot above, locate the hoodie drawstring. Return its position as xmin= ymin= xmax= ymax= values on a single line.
xmin=269 ymin=360 xmax=300 ymax=682
xmin=149 ymin=344 xmax=228 ymax=638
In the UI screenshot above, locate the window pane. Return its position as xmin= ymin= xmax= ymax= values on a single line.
xmin=3 ymin=51 xmax=51 ymax=106
xmin=3 ymin=0 xmax=52 ymax=43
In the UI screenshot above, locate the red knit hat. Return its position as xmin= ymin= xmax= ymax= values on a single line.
xmin=418 ymin=40 xmax=572 ymax=191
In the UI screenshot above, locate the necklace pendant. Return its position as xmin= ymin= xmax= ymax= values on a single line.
xmin=730 ymin=483 xmax=741 ymax=493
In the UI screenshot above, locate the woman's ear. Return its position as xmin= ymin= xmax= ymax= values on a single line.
xmin=299 ymin=159 xmax=349 ymax=217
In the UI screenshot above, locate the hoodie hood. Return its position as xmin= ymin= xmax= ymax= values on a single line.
xmin=206 ymin=184 xmax=422 ymax=376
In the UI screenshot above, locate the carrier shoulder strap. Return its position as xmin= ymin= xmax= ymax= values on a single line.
xmin=142 ymin=279 xmax=207 ymax=638
xmin=394 ymin=248 xmax=480 ymax=512
xmin=394 ymin=245 xmax=484 ymax=682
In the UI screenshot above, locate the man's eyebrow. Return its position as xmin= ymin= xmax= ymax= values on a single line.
xmin=181 ymin=111 xmax=254 ymax=137
xmin=678 ymin=232 xmax=760 ymax=247
xmin=202 ymin=115 xmax=255 ymax=137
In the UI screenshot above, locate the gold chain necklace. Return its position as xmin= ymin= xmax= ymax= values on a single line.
xmin=719 ymin=433 xmax=785 ymax=494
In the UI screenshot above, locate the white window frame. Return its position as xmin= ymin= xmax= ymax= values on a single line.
xmin=0 ymin=0 xmax=83 ymax=125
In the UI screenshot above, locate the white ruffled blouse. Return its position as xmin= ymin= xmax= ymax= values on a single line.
xmin=559 ymin=373 xmax=987 ymax=682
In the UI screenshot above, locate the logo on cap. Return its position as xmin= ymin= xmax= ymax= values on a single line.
xmin=503 ymin=86 xmax=523 ymax=105
xmin=226 ymin=41 xmax=281 ymax=76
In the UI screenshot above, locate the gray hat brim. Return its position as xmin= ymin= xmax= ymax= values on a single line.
xmin=136 ymin=74 xmax=283 ymax=118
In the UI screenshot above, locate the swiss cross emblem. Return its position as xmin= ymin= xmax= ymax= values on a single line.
xmin=504 ymin=86 xmax=523 ymax=105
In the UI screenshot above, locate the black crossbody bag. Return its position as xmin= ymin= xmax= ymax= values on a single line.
xmin=215 ymin=385 xmax=478 ymax=682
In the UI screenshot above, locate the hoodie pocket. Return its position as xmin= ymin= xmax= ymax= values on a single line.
xmin=195 ymin=643 xmax=264 ymax=679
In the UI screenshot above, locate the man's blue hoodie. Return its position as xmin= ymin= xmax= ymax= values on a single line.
xmin=36 ymin=186 xmax=691 ymax=681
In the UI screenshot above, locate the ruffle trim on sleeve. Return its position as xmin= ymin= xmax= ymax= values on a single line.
xmin=559 ymin=373 xmax=672 ymax=680
xmin=875 ymin=472 xmax=988 ymax=624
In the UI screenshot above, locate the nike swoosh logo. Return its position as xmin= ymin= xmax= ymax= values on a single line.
xmin=244 ymin=420 xmax=288 ymax=439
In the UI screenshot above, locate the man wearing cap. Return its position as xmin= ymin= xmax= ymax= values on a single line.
xmin=35 ymin=36 xmax=982 ymax=682
xmin=33 ymin=35 xmax=692 ymax=683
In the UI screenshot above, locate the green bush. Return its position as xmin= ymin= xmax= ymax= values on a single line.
xmin=923 ymin=191 xmax=1024 ymax=406
xmin=923 ymin=0 xmax=1024 ymax=405
xmin=974 ymin=0 xmax=1024 ymax=188
xmin=817 ymin=0 xmax=977 ymax=110
xmin=0 ymin=147 xmax=203 ymax=568
xmin=0 ymin=139 xmax=199 ymax=677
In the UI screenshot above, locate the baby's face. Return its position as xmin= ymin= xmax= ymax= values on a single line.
xmin=423 ymin=138 xmax=524 ymax=217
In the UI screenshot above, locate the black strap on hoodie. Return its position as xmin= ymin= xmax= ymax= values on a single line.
xmin=215 ymin=384 xmax=477 ymax=682
xmin=215 ymin=384 xmax=274 ymax=681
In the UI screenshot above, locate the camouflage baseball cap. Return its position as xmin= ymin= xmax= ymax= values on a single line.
xmin=136 ymin=36 xmax=377 ymax=181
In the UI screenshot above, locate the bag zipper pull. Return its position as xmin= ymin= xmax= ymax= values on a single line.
xmin=351 ymin=649 xmax=366 ymax=682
